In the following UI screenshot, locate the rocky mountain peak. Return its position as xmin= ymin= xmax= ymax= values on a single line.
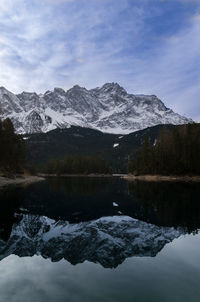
xmin=0 ymin=86 xmax=13 ymax=96
xmin=0 ymin=83 xmax=193 ymax=134
xmin=94 ymin=82 xmax=127 ymax=96
xmin=53 ymin=87 xmax=66 ymax=95
xmin=67 ymin=85 xmax=88 ymax=96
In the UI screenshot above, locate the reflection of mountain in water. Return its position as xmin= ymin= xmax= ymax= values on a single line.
xmin=15 ymin=178 xmax=200 ymax=233
xmin=1 ymin=177 xmax=200 ymax=268
xmin=0 ymin=214 xmax=182 ymax=268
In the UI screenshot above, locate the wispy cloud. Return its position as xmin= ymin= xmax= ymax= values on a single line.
xmin=0 ymin=0 xmax=199 ymax=120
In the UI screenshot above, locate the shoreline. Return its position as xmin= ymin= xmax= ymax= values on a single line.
xmin=124 ymin=174 xmax=200 ymax=182
xmin=0 ymin=175 xmax=45 ymax=188
xmin=38 ymin=173 xmax=114 ymax=178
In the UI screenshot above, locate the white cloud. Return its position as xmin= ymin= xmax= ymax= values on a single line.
xmin=122 ymin=15 xmax=200 ymax=121
xmin=0 ymin=0 xmax=199 ymax=121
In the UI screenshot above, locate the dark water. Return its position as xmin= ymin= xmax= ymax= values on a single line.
xmin=0 ymin=177 xmax=200 ymax=301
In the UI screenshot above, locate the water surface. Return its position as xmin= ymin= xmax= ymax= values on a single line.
xmin=0 ymin=177 xmax=200 ymax=301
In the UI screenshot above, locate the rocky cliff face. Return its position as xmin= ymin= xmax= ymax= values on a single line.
xmin=0 ymin=83 xmax=192 ymax=134
xmin=0 ymin=214 xmax=182 ymax=268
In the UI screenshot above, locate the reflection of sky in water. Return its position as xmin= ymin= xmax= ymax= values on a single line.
xmin=1 ymin=233 xmax=200 ymax=302
xmin=1 ymin=178 xmax=200 ymax=301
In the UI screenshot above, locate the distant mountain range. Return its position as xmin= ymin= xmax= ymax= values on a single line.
xmin=0 ymin=83 xmax=192 ymax=134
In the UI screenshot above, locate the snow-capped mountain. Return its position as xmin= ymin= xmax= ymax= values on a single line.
xmin=0 ymin=214 xmax=182 ymax=268
xmin=0 ymin=83 xmax=192 ymax=134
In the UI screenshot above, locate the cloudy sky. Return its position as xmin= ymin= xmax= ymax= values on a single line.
xmin=0 ymin=0 xmax=199 ymax=120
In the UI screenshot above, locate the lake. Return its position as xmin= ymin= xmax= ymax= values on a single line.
xmin=0 ymin=177 xmax=200 ymax=302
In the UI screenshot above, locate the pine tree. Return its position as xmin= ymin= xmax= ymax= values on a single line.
xmin=0 ymin=118 xmax=25 ymax=174
xmin=128 ymin=124 xmax=200 ymax=176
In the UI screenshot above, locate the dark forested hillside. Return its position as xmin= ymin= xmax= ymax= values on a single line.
xmin=0 ymin=118 xmax=25 ymax=174
xmin=128 ymin=123 xmax=200 ymax=175
xmin=25 ymin=124 xmax=176 ymax=173
xmin=43 ymin=155 xmax=110 ymax=175
xmin=1 ymin=120 xmax=198 ymax=175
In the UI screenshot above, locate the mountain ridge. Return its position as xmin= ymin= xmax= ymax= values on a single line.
xmin=0 ymin=83 xmax=192 ymax=134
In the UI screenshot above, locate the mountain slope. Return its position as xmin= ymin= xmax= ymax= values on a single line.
xmin=0 ymin=83 xmax=192 ymax=134
xmin=25 ymin=124 xmax=177 ymax=172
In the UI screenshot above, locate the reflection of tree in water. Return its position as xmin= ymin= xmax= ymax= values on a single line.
xmin=21 ymin=177 xmax=127 ymax=223
xmin=128 ymin=181 xmax=200 ymax=233
xmin=1 ymin=178 xmax=199 ymax=243
xmin=46 ymin=177 xmax=110 ymax=196
xmin=1 ymin=179 xmax=199 ymax=267
xmin=0 ymin=187 xmax=24 ymax=241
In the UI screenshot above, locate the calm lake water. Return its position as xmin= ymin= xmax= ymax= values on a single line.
xmin=0 ymin=177 xmax=200 ymax=302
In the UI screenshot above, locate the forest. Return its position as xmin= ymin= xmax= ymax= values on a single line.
xmin=128 ymin=123 xmax=200 ymax=176
xmin=1 ymin=118 xmax=200 ymax=177
xmin=42 ymin=155 xmax=110 ymax=175
xmin=0 ymin=118 xmax=25 ymax=174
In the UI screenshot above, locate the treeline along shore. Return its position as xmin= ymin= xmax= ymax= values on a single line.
xmin=128 ymin=123 xmax=200 ymax=179
xmin=0 ymin=118 xmax=25 ymax=175
xmin=41 ymin=155 xmax=111 ymax=175
xmin=0 ymin=118 xmax=43 ymax=187
xmin=0 ymin=118 xmax=200 ymax=184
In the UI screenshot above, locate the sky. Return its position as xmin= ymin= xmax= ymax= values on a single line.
xmin=0 ymin=0 xmax=199 ymax=120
